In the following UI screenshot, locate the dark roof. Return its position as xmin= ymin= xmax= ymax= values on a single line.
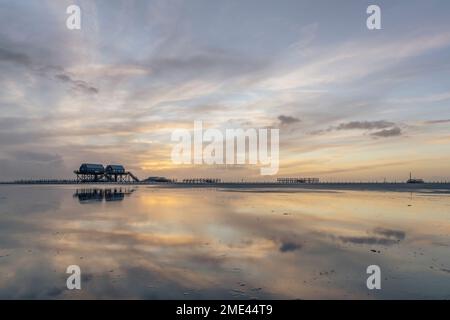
xmin=106 ymin=165 xmax=125 ymax=170
xmin=80 ymin=163 xmax=104 ymax=169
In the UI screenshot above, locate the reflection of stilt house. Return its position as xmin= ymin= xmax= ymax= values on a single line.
xmin=73 ymin=188 xmax=134 ymax=203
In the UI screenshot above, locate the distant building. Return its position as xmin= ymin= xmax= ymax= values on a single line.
xmin=277 ymin=177 xmax=319 ymax=184
xmin=407 ymin=172 xmax=424 ymax=184
xmin=105 ymin=165 xmax=125 ymax=174
xmin=144 ymin=176 xmax=171 ymax=183
xmin=74 ymin=163 xmax=139 ymax=182
xmin=78 ymin=163 xmax=105 ymax=174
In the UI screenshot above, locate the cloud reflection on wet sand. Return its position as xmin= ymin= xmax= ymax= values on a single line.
xmin=0 ymin=185 xmax=449 ymax=299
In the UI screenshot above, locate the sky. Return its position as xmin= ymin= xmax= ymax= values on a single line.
xmin=0 ymin=0 xmax=450 ymax=181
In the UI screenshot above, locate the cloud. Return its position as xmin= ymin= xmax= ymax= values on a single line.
xmin=260 ymin=32 xmax=450 ymax=91
xmin=370 ymin=127 xmax=402 ymax=137
xmin=0 ymin=156 xmax=66 ymax=180
xmin=279 ymin=242 xmax=302 ymax=252
xmin=338 ymin=236 xmax=399 ymax=246
xmin=0 ymin=43 xmax=98 ymax=95
xmin=55 ymin=73 xmax=99 ymax=94
xmin=13 ymin=151 xmax=63 ymax=163
xmin=424 ymin=119 xmax=450 ymax=124
xmin=372 ymin=228 xmax=405 ymax=241
xmin=0 ymin=1 xmax=450 ymax=181
xmin=316 ymin=120 xmax=403 ymax=138
xmin=335 ymin=227 xmax=405 ymax=246
xmin=278 ymin=115 xmax=301 ymax=126
xmin=336 ymin=120 xmax=395 ymax=130
xmin=391 ymin=92 xmax=450 ymax=104
xmin=0 ymin=47 xmax=31 ymax=67
xmin=149 ymin=49 xmax=267 ymax=80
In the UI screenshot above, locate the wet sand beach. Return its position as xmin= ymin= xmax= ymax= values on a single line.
xmin=0 ymin=184 xmax=449 ymax=299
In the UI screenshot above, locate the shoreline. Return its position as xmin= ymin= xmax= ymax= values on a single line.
xmin=1 ymin=181 xmax=450 ymax=193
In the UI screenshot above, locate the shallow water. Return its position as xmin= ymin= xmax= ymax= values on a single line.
xmin=0 ymin=185 xmax=449 ymax=299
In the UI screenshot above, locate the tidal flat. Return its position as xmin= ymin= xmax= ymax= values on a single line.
xmin=0 ymin=184 xmax=449 ymax=299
